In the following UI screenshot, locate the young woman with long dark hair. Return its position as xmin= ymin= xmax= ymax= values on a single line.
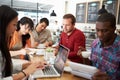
xmin=0 ymin=5 xmax=46 ymax=80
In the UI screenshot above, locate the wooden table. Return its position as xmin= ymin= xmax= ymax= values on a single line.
xmin=36 ymin=72 xmax=88 ymax=80
xmin=29 ymin=54 xmax=88 ymax=80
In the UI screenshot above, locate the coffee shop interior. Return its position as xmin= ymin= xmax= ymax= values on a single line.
xmin=1 ymin=0 xmax=120 ymax=49
xmin=0 ymin=0 xmax=120 ymax=80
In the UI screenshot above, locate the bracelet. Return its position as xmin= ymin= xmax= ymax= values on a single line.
xmin=21 ymin=70 xmax=26 ymax=76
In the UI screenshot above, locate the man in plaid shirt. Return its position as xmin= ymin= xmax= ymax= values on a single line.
xmin=91 ymin=13 xmax=120 ymax=80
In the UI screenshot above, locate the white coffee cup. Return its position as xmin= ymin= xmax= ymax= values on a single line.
xmin=81 ymin=51 xmax=91 ymax=58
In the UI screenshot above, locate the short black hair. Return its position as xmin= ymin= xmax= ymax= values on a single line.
xmin=40 ymin=18 xmax=49 ymax=26
xmin=96 ymin=13 xmax=116 ymax=28
xmin=98 ymin=5 xmax=108 ymax=15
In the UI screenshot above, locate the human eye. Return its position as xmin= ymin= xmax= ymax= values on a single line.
xmin=102 ymin=29 xmax=108 ymax=32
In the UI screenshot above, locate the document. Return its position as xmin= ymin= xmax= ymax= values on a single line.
xmin=69 ymin=61 xmax=98 ymax=79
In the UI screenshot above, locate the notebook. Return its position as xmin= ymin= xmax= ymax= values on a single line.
xmin=31 ymin=44 xmax=70 ymax=78
xmin=69 ymin=61 xmax=98 ymax=79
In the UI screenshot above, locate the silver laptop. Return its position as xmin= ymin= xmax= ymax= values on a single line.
xmin=31 ymin=44 xmax=70 ymax=78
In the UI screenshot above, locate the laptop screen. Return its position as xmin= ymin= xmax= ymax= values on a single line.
xmin=54 ymin=44 xmax=69 ymax=74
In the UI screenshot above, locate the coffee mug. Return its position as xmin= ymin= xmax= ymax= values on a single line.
xmin=81 ymin=51 xmax=91 ymax=58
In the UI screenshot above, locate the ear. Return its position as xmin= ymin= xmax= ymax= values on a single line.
xmin=115 ymin=26 xmax=116 ymax=29
xmin=20 ymin=24 xmax=22 ymax=28
xmin=113 ymin=26 xmax=116 ymax=31
xmin=113 ymin=26 xmax=116 ymax=32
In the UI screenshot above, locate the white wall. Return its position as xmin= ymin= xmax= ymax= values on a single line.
xmin=46 ymin=0 xmax=65 ymax=31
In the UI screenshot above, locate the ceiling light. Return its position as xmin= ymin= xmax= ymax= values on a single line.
xmin=50 ymin=10 xmax=56 ymax=16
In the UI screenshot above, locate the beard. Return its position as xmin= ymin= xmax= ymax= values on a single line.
xmin=64 ymin=28 xmax=74 ymax=33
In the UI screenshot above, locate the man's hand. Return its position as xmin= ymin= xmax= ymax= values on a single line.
xmin=77 ymin=46 xmax=86 ymax=56
xmin=92 ymin=70 xmax=110 ymax=80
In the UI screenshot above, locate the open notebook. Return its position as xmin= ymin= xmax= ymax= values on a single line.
xmin=31 ymin=44 xmax=70 ymax=78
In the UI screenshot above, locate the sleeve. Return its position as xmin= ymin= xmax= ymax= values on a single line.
xmin=0 ymin=54 xmax=13 ymax=80
xmin=31 ymin=30 xmax=39 ymax=42
xmin=0 ymin=77 xmax=13 ymax=80
xmin=69 ymin=32 xmax=86 ymax=58
xmin=47 ymin=30 xmax=52 ymax=42
xmin=12 ymin=59 xmax=23 ymax=73
xmin=90 ymin=39 xmax=99 ymax=66
xmin=90 ymin=39 xmax=98 ymax=61
xmin=0 ymin=57 xmax=13 ymax=80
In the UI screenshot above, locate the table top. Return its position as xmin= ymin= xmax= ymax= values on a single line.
xmin=28 ymin=48 xmax=89 ymax=80
xmin=29 ymin=55 xmax=88 ymax=80
xmin=36 ymin=72 xmax=88 ymax=80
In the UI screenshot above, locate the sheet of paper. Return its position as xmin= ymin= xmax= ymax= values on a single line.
xmin=71 ymin=70 xmax=92 ymax=79
xmin=69 ymin=61 xmax=98 ymax=79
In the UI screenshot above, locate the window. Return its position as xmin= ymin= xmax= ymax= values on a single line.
xmin=76 ymin=3 xmax=86 ymax=23
xmin=87 ymin=2 xmax=100 ymax=23
xmin=103 ymin=0 xmax=118 ymax=17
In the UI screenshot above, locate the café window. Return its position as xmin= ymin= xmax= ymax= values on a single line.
xmin=87 ymin=2 xmax=100 ymax=23
xmin=103 ymin=0 xmax=118 ymax=17
xmin=76 ymin=3 xmax=86 ymax=23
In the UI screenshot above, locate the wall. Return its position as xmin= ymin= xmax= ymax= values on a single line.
xmin=47 ymin=0 xmax=65 ymax=31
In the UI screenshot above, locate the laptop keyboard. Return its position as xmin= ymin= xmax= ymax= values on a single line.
xmin=42 ymin=66 xmax=57 ymax=75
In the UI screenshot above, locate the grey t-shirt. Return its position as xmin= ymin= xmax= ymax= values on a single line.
xmin=32 ymin=29 xmax=52 ymax=44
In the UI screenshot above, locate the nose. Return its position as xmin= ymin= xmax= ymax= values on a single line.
xmin=63 ymin=25 xmax=67 ymax=29
xmin=41 ymin=27 xmax=45 ymax=30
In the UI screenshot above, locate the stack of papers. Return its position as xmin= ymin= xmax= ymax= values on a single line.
xmin=69 ymin=61 xmax=98 ymax=79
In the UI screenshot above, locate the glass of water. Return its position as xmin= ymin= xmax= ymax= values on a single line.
xmin=44 ymin=48 xmax=55 ymax=64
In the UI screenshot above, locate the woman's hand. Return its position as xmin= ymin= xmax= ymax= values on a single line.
xmin=37 ymin=60 xmax=48 ymax=69
xmin=92 ymin=70 xmax=110 ymax=80
xmin=23 ymin=61 xmax=47 ymax=76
